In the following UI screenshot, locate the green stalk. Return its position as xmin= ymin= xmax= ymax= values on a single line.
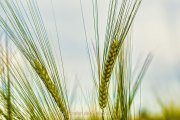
xmin=6 ymin=39 xmax=12 ymax=120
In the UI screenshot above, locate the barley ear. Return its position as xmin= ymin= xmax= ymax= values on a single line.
xmin=99 ymin=39 xmax=119 ymax=109
xmin=33 ymin=59 xmax=69 ymax=120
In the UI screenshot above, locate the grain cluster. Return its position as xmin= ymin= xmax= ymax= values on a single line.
xmin=33 ymin=59 xmax=69 ymax=120
xmin=99 ymin=39 xmax=119 ymax=109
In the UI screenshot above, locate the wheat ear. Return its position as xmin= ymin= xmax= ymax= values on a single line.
xmin=99 ymin=39 xmax=119 ymax=109
xmin=33 ymin=59 xmax=69 ymax=120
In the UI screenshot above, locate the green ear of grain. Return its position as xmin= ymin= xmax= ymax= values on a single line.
xmin=99 ymin=39 xmax=119 ymax=109
xmin=33 ymin=59 xmax=69 ymax=120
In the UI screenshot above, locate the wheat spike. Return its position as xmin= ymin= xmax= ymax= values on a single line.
xmin=99 ymin=39 xmax=119 ymax=109
xmin=33 ymin=59 xmax=69 ymax=120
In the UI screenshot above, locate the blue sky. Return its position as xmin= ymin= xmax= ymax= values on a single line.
xmin=34 ymin=0 xmax=180 ymax=112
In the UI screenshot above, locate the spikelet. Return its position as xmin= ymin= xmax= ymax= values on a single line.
xmin=33 ymin=59 xmax=69 ymax=120
xmin=99 ymin=39 xmax=119 ymax=109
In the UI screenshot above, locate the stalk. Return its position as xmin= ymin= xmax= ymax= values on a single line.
xmin=6 ymin=39 xmax=12 ymax=120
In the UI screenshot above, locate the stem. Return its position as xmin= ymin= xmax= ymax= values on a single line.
xmin=102 ymin=109 xmax=104 ymax=120
xmin=6 ymin=38 xmax=12 ymax=120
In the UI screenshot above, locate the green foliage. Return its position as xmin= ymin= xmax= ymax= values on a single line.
xmin=109 ymin=38 xmax=152 ymax=120
xmin=0 ymin=0 xmax=69 ymax=119
xmin=0 ymin=0 xmax=154 ymax=120
xmin=82 ymin=0 xmax=150 ymax=119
